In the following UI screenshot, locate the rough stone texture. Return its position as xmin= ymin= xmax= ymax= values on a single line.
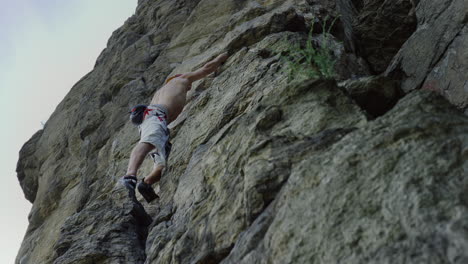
xmin=386 ymin=0 xmax=468 ymax=112
xmin=335 ymin=0 xmax=417 ymax=74
xmin=223 ymin=91 xmax=468 ymax=264
xmin=352 ymin=0 xmax=417 ymax=73
xmin=15 ymin=0 xmax=468 ymax=263
xmin=16 ymin=130 xmax=43 ymax=203
xmin=147 ymin=76 xmax=366 ymax=263
xmin=338 ymin=76 xmax=404 ymax=118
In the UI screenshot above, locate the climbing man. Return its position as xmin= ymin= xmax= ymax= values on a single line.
xmin=121 ymin=52 xmax=229 ymax=202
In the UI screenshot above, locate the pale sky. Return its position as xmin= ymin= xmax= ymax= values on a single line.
xmin=0 ymin=0 xmax=137 ymax=262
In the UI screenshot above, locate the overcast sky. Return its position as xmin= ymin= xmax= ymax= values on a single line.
xmin=0 ymin=0 xmax=137 ymax=262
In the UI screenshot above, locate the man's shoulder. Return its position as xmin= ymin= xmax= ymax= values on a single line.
xmin=165 ymin=74 xmax=182 ymax=84
xmin=166 ymin=74 xmax=191 ymax=83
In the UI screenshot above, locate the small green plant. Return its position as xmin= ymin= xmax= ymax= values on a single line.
xmin=282 ymin=17 xmax=338 ymax=82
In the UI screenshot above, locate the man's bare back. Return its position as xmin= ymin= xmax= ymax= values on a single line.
xmin=151 ymin=53 xmax=228 ymax=123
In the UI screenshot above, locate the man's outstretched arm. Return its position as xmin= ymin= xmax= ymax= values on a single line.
xmin=181 ymin=53 xmax=229 ymax=83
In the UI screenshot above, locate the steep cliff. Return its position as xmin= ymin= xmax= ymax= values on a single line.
xmin=16 ymin=0 xmax=468 ymax=263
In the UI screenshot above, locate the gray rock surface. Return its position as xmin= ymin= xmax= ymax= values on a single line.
xmin=352 ymin=0 xmax=417 ymax=73
xmin=336 ymin=0 xmax=417 ymax=74
xmin=16 ymin=0 xmax=468 ymax=263
xmin=222 ymin=91 xmax=468 ymax=264
xmin=386 ymin=0 xmax=468 ymax=112
xmin=339 ymin=76 xmax=404 ymax=118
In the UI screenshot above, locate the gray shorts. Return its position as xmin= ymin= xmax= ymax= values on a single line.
xmin=139 ymin=104 xmax=172 ymax=167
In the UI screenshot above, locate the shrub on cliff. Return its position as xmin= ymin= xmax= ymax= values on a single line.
xmin=282 ymin=18 xmax=338 ymax=81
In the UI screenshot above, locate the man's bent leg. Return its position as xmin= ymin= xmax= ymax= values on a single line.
xmin=126 ymin=142 xmax=155 ymax=176
xmin=137 ymin=163 xmax=162 ymax=203
xmin=144 ymin=164 xmax=164 ymax=185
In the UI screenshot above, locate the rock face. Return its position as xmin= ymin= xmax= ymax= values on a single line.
xmin=351 ymin=0 xmax=418 ymax=73
xmin=386 ymin=0 xmax=468 ymax=112
xmin=16 ymin=0 xmax=468 ymax=263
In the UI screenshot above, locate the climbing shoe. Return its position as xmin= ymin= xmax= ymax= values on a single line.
xmin=120 ymin=175 xmax=137 ymax=191
xmin=137 ymin=179 xmax=159 ymax=203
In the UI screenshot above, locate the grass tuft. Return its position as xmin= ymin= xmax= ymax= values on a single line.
xmin=281 ymin=17 xmax=338 ymax=82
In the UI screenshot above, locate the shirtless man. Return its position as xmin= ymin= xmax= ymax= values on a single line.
xmin=121 ymin=53 xmax=228 ymax=202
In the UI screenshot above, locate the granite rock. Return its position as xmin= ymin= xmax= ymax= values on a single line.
xmin=15 ymin=0 xmax=468 ymax=263
xmin=386 ymin=0 xmax=468 ymax=112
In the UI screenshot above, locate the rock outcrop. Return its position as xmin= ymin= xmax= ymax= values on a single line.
xmin=16 ymin=0 xmax=468 ymax=263
xmin=386 ymin=0 xmax=468 ymax=112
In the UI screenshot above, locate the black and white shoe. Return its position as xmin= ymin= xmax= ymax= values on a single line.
xmin=120 ymin=175 xmax=137 ymax=191
xmin=137 ymin=179 xmax=159 ymax=203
